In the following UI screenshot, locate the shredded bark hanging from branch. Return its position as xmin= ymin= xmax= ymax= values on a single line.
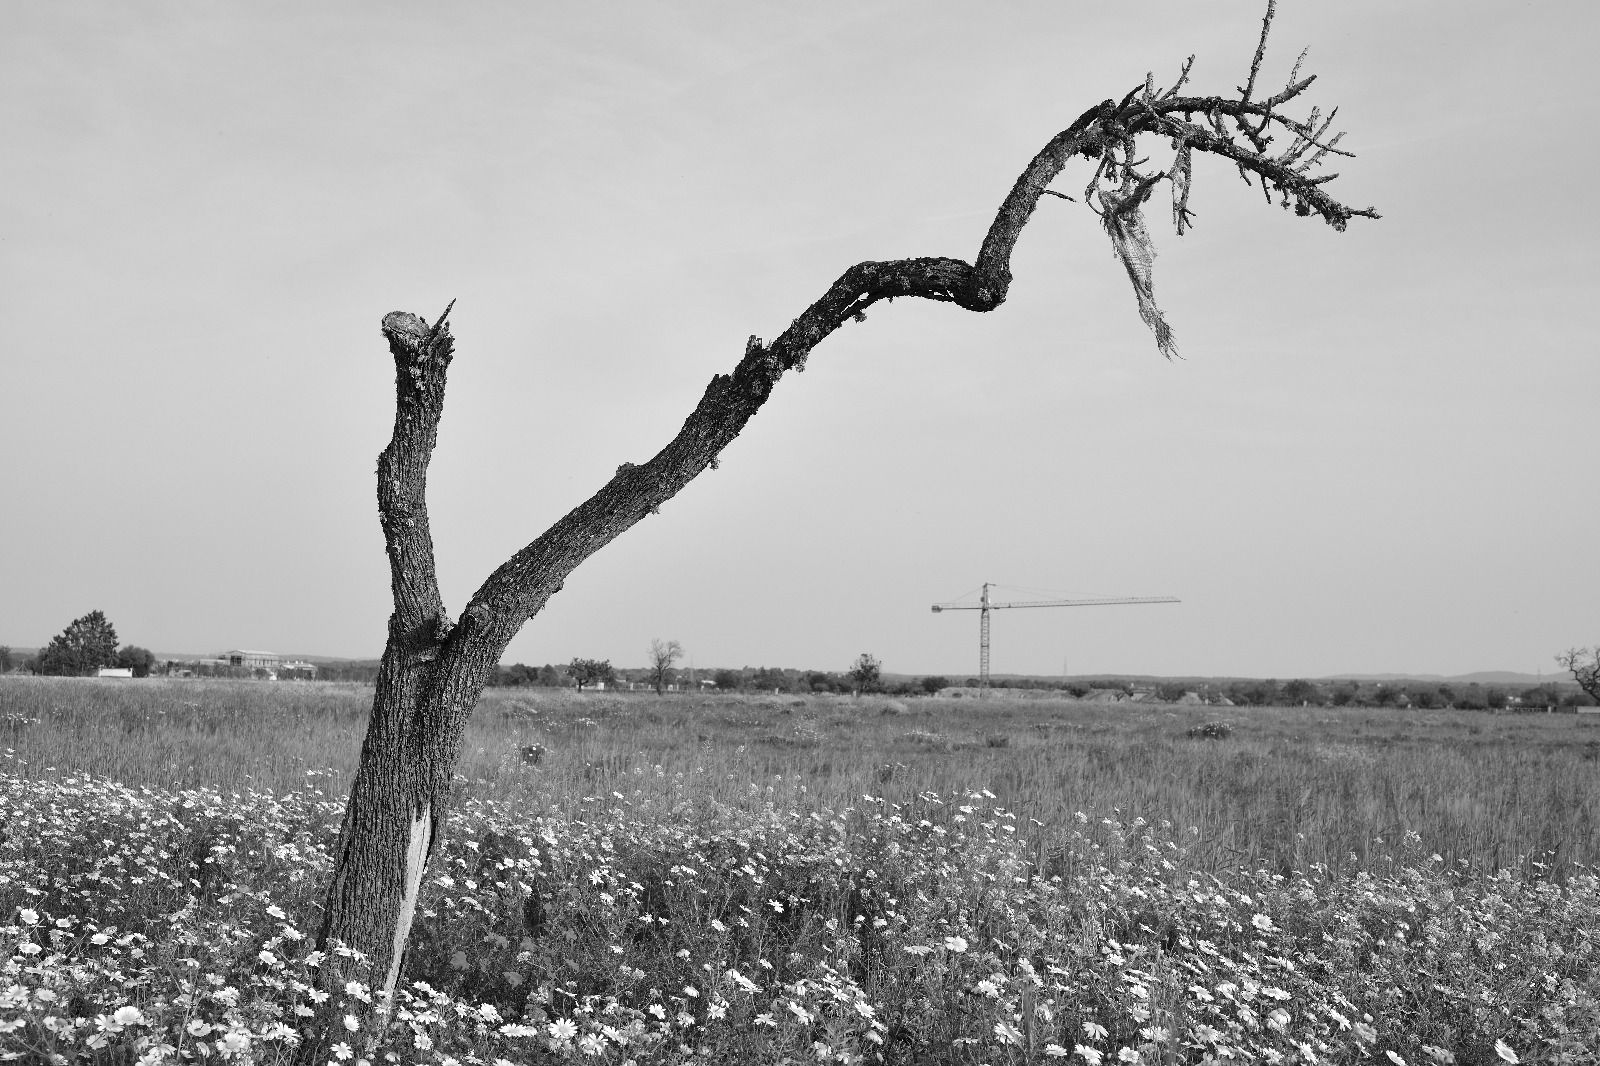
xmin=1100 ymin=178 xmax=1178 ymax=360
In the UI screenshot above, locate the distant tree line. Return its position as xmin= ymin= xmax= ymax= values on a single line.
xmin=305 ymin=661 xmax=382 ymax=684
xmin=483 ymin=656 xmax=950 ymax=697
xmin=484 ymin=658 xmax=618 ymax=690
xmin=491 ymin=662 xmax=568 ymax=687
xmin=473 ymin=661 xmax=1593 ymax=708
xmin=957 ymin=676 xmax=1590 ymax=710
xmin=1194 ymin=677 xmax=1594 ymax=710
xmin=485 ymin=661 xmax=855 ymax=692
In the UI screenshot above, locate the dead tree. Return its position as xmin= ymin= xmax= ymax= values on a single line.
xmin=1557 ymin=647 xmax=1600 ymax=702
xmin=649 ymin=638 xmax=684 ymax=695
xmin=310 ymin=2 xmax=1377 ymax=1041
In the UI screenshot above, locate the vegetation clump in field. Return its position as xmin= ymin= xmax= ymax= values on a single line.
xmin=1185 ymin=721 xmax=1234 ymax=740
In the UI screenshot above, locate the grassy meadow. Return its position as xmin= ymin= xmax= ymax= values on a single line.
xmin=3 ymin=676 xmax=1598 ymax=1063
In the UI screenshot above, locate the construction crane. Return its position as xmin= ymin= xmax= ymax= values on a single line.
xmin=931 ymin=582 xmax=1179 ymax=688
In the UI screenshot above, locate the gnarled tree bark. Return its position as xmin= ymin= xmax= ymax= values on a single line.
xmin=305 ymin=9 xmax=1376 ymax=1052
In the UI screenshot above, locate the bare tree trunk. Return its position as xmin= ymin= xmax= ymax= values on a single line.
xmin=317 ymin=647 xmax=475 ymax=997
xmin=304 ymin=25 xmax=1375 ymax=1050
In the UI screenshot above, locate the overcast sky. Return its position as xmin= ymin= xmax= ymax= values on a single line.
xmin=4 ymin=1 xmax=1595 ymax=680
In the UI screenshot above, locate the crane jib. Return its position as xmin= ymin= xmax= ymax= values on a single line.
xmin=932 ymin=596 xmax=1179 ymax=611
xmin=928 ymin=584 xmax=1179 ymax=687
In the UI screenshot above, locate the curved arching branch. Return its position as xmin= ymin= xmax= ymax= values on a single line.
xmin=437 ymin=35 xmax=1377 ymax=670
xmin=441 ymin=106 xmax=1129 ymax=667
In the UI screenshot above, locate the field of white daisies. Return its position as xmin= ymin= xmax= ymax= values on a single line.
xmin=2 ymin=678 xmax=1598 ymax=1064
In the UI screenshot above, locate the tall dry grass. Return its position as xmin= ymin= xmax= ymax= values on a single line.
xmin=3 ymin=676 xmax=1597 ymax=878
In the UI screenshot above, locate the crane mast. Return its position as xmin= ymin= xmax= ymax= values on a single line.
xmin=931 ymin=582 xmax=1179 ymax=688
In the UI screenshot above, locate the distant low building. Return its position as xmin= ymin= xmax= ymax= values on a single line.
xmin=219 ymin=650 xmax=320 ymax=680
xmin=225 ymin=650 xmax=281 ymax=670
xmin=96 ymin=667 xmax=134 ymax=679
xmin=156 ymin=653 xmax=319 ymax=681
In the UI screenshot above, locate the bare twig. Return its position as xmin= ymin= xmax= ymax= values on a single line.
xmin=1170 ymin=141 xmax=1195 ymax=234
xmin=427 ymin=299 xmax=456 ymax=341
xmin=1285 ymin=46 xmax=1308 ymax=89
xmin=1161 ymin=55 xmax=1196 ymax=100
xmin=1242 ymin=0 xmax=1278 ymax=103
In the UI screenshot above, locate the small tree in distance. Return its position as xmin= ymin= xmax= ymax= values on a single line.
xmin=648 ymin=638 xmax=683 ymax=694
xmin=1281 ymin=679 xmax=1322 ymax=706
xmin=34 ymin=610 xmax=120 ymax=676
xmin=751 ymin=666 xmax=790 ymax=692
xmin=1557 ymin=647 xmax=1600 ymax=703
xmin=850 ymin=653 xmax=881 ymax=695
xmin=116 ymin=646 xmax=157 ymax=678
xmin=566 ymin=657 xmax=614 ymax=691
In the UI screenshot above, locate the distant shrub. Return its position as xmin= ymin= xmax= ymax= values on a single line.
xmin=875 ymin=761 xmax=906 ymax=784
xmin=761 ymin=723 xmax=822 ymax=748
xmin=903 ymin=729 xmax=952 ymax=752
xmin=1187 ymin=720 xmax=1234 ymax=740
xmin=984 ymin=733 xmax=1011 ymax=748
xmin=878 ymin=700 xmax=909 ymax=716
